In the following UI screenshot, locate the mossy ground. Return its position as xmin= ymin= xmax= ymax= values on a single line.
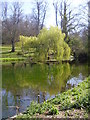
xmin=16 ymin=77 xmax=90 ymax=119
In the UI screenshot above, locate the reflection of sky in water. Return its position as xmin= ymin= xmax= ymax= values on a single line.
xmin=2 ymin=88 xmax=54 ymax=119
xmin=67 ymin=73 xmax=84 ymax=87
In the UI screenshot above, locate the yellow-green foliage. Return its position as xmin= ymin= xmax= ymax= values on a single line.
xmin=16 ymin=36 xmax=37 ymax=52
xmin=19 ymin=27 xmax=71 ymax=61
xmin=63 ymin=42 xmax=71 ymax=60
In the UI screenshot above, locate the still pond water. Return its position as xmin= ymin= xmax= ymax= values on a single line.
xmin=2 ymin=62 xmax=88 ymax=119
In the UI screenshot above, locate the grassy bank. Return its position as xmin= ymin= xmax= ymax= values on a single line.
xmin=0 ymin=46 xmax=26 ymax=62
xmin=16 ymin=76 xmax=90 ymax=119
xmin=0 ymin=46 xmax=74 ymax=63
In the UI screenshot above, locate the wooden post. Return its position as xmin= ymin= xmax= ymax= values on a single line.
xmin=38 ymin=94 xmax=40 ymax=103
xmin=16 ymin=106 xmax=20 ymax=115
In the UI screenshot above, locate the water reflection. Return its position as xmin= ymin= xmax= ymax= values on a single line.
xmin=66 ymin=73 xmax=85 ymax=90
xmin=2 ymin=62 xmax=88 ymax=119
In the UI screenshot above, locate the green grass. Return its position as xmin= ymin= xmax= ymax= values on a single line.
xmin=16 ymin=76 xmax=90 ymax=119
xmin=0 ymin=46 xmax=26 ymax=62
xmin=0 ymin=45 xmax=73 ymax=63
xmin=0 ymin=57 xmax=25 ymax=62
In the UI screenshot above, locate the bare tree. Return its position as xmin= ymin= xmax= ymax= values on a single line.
xmin=32 ymin=0 xmax=47 ymax=35
xmin=10 ymin=2 xmax=23 ymax=52
xmin=2 ymin=2 xmax=8 ymax=21
xmin=53 ymin=0 xmax=58 ymax=26
xmin=2 ymin=2 xmax=10 ymax=44
xmin=2 ymin=2 xmax=23 ymax=51
xmin=78 ymin=1 xmax=88 ymax=33
xmin=59 ymin=0 xmax=79 ymax=43
xmin=19 ymin=14 xmax=39 ymax=36
xmin=53 ymin=0 xmax=79 ymax=43
xmin=88 ymin=1 xmax=90 ymax=64
xmin=88 ymin=1 xmax=90 ymax=38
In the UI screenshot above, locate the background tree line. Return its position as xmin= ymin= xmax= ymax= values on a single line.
xmin=1 ymin=0 xmax=88 ymax=61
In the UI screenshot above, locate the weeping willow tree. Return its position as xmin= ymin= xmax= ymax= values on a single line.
xmin=16 ymin=35 xmax=37 ymax=52
xmin=19 ymin=26 xmax=71 ymax=61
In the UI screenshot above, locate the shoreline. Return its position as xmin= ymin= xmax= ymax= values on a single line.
xmin=7 ymin=76 xmax=89 ymax=120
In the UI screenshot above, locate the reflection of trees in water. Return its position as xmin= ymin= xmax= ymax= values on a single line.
xmin=2 ymin=90 xmax=20 ymax=117
xmin=70 ymin=63 xmax=88 ymax=77
xmin=2 ymin=63 xmax=88 ymax=102
xmin=46 ymin=63 xmax=71 ymax=94
xmin=2 ymin=63 xmax=71 ymax=96
xmin=2 ymin=63 xmax=88 ymax=117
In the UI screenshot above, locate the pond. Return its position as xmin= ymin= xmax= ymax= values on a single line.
xmin=2 ymin=62 xmax=88 ymax=119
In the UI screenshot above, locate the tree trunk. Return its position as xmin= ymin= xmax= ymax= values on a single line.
xmin=37 ymin=2 xmax=40 ymax=35
xmin=88 ymin=1 xmax=90 ymax=73
xmin=56 ymin=5 xmax=58 ymax=26
xmin=11 ymin=38 xmax=15 ymax=52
